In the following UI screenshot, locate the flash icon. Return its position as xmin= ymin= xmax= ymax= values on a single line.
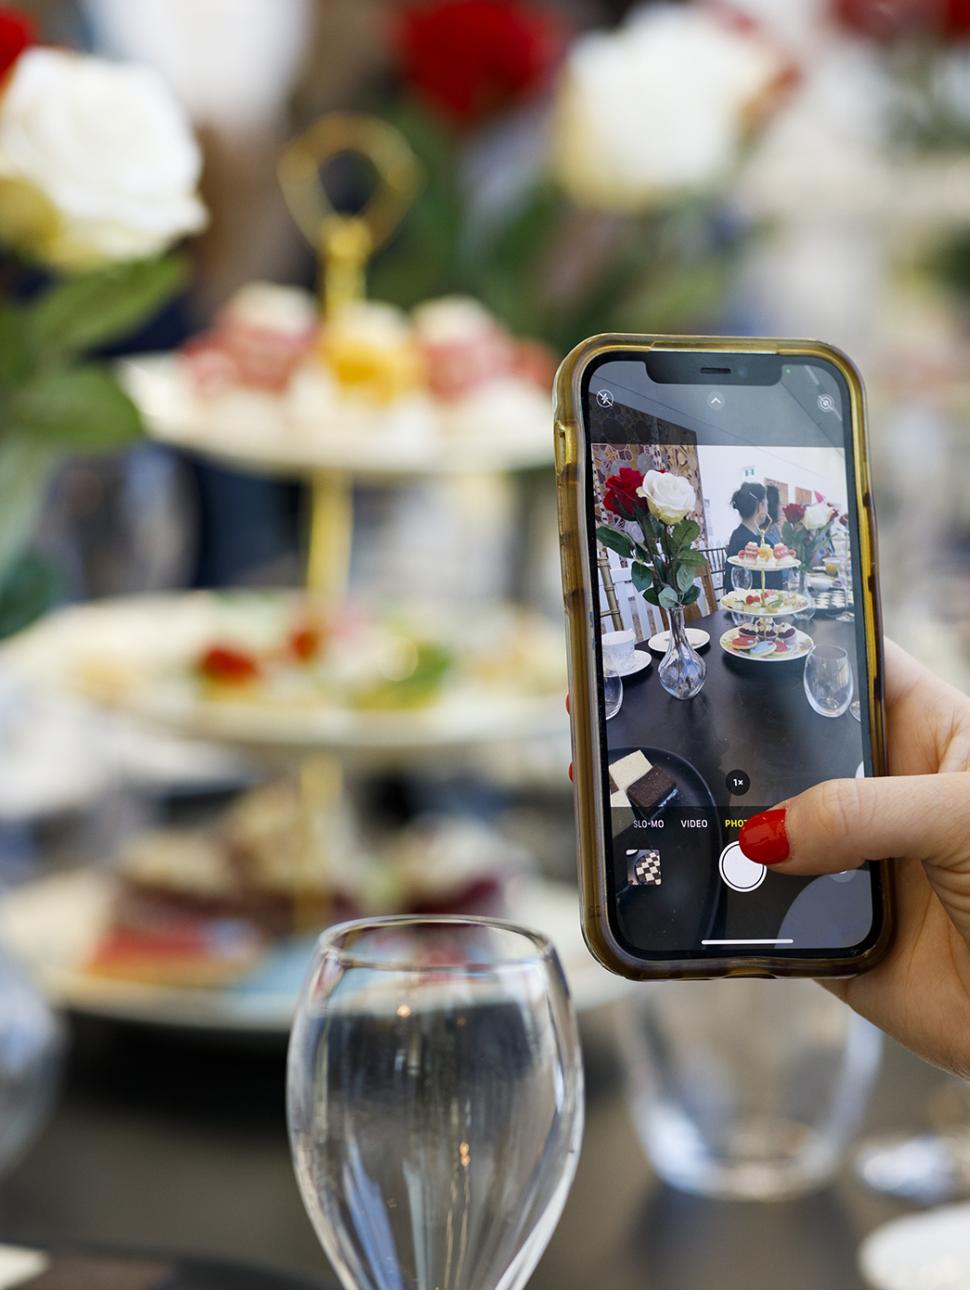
xmin=596 ymin=389 xmax=614 ymax=408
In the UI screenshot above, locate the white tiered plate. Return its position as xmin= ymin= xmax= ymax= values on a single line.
xmin=719 ymin=626 xmax=814 ymax=663
xmin=124 ymin=355 xmax=554 ymax=480
xmin=719 ymin=589 xmax=811 ymax=617
xmin=726 ymin=553 xmax=801 ymax=573
xmin=0 ymin=869 xmax=628 ymax=1029
xmin=2 ymin=593 xmax=567 ymax=762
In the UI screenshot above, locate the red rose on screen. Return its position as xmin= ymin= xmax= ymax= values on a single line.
xmin=0 ymin=7 xmax=35 ymax=77
xmin=603 ymin=466 xmax=644 ymax=520
xmin=396 ymin=0 xmax=568 ymax=128
xmin=783 ymin=502 xmax=805 ymax=523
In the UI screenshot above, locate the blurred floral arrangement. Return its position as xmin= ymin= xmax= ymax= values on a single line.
xmin=0 ymin=7 xmax=205 ymax=634
xmin=368 ymin=0 xmax=795 ymax=353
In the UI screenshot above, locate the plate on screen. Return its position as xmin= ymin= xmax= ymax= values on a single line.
xmin=647 ymin=628 xmax=710 ymax=654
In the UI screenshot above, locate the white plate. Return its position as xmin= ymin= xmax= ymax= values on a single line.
xmin=726 ymin=554 xmax=800 ymax=572
xmin=124 ymin=355 xmax=553 ymax=481
xmin=0 ymin=869 xmax=629 ymax=1030
xmin=608 ymin=652 xmax=652 ymax=678
xmin=647 ymin=628 xmax=710 ymax=654
xmin=1 ymin=592 xmax=567 ymax=763
xmin=859 ymin=1203 xmax=970 ymax=1290
xmin=719 ymin=591 xmax=811 ymax=617
xmin=719 ymin=627 xmax=814 ymax=662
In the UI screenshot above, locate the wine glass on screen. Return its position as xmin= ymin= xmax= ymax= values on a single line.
xmin=287 ymin=916 xmax=584 ymax=1290
xmin=604 ymin=670 xmax=623 ymax=720
xmin=804 ymin=644 xmax=853 ymax=718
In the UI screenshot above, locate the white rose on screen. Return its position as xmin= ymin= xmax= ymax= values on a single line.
xmin=637 ymin=470 xmax=696 ymax=525
xmin=552 ymin=5 xmax=786 ymax=211
xmin=802 ymin=501 xmax=831 ymax=531
xmin=0 ymin=49 xmax=207 ymax=268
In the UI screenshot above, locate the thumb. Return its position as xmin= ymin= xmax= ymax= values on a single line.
xmin=740 ymin=773 xmax=970 ymax=938
xmin=740 ymin=774 xmax=970 ymax=873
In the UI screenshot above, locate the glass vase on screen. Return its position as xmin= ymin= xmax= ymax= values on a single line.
xmin=658 ymin=605 xmax=706 ymax=700
xmin=616 ymin=977 xmax=881 ymax=1200
xmin=287 ymin=916 xmax=584 ymax=1290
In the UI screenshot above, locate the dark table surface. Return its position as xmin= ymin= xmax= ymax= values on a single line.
xmin=0 ymin=1013 xmax=949 ymax=1290
xmin=610 ymin=609 xmax=866 ymax=812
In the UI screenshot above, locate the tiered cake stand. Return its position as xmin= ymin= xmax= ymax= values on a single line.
xmin=1 ymin=116 xmax=621 ymax=1024
xmin=719 ymin=555 xmax=814 ymax=662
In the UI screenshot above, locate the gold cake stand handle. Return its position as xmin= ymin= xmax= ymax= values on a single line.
xmin=278 ymin=111 xmax=423 ymax=318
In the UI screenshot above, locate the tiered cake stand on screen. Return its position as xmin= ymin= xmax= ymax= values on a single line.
xmin=1 ymin=117 xmax=623 ymax=1030
xmin=718 ymin=552 xmax=814 ymax=663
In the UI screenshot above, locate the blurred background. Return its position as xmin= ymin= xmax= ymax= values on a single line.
xmin=1 ymin=2 xmax=970 ymax=1288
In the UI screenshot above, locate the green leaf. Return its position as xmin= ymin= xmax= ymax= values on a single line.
xmin=642 ymin=585 xmax=661 ymax=606
xmin=670 ymin=518 xmax=701 ymax=550
xmin=0 ymin=435 xmax=56 ymax=580
xmin=681 ymin=583 xmax=701 ymax=606
xmin=596 ymin=525 xmax=634 ymax=559
xmin=29 ymin=256 xmax=185 ymax=359
xmin=10 ymin=365 xmax=143 ymax=450
xmin=658 ymin=585 xmax=679 ymax=610
xmin=676 ymin=563 xmax=697 ymax=594
xmin=0 ymin=550 xmax=59 ymax=639
xmin=0 ymin=306 xmax=34 ymax=393
xmin=631 ymin=562 xmax=653 ymax=594
xmin=678 ymin=548 xmax=708 ymax=569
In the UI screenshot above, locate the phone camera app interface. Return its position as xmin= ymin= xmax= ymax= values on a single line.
xmin=586 ymin=355 xmax=877 ymax=959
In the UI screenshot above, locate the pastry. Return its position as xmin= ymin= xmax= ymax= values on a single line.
xmin=773 ymin=542 xmax=788 ymax=559
xmin=609 ymin=750 xmax=679 ymax=819
xmin=758 ymin=542 xmax=772 ymax=560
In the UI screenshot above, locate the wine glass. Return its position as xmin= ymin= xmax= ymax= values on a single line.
xmin=287 ymin=916 xmax=584 ymax=1290
xmin=604 ymin=671 xmax=623 ymax=720
xmin=804 ymin=644 xmax=854 ymax=718
xmin=617 ymin=977 xmax=881 ymax=1200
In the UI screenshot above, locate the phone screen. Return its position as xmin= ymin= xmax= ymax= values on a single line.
xmin=581 ymin=350 xmax=883 ymax=961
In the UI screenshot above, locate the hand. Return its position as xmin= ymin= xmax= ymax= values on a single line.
xmin=739 ymin=639 xmax=970 ymax=1076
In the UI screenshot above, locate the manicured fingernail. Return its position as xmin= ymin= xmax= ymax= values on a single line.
xmin=739 ymin=808 xmax=789 ymax=864
xmin=568 ymin=762 xmax=574 ymax=783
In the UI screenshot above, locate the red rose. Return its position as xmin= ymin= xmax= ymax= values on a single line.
xmin=783 ymin=502 xmax=805 ymax=523
xmin=0 ymin=7 xmax=34 ymax=78
xmin=944 ymin=0 xmax=970 ymax=34
xmin=396 ymin=0 xmax=568 ymax=129
xmin=833 ymin=0 xmax=970 ymax=39
xmin=603 ymin=466 xmax=643 ymax=520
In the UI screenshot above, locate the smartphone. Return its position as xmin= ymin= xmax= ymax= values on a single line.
xmin=554 ymin=335 xmax=892 ymax=980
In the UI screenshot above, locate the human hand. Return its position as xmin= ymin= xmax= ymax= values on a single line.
xmin=739 ymin=639 xmax=970 ymax=1076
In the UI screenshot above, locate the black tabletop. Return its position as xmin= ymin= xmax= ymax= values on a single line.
xmin=610 ymin=609 xmax=866 ymax=813
xmin=0 ymin=1016 xmax=943 ymax=1290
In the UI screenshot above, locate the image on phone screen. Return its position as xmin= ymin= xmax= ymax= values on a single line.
xmin=582 ymin=352 xmax=883 ymax=961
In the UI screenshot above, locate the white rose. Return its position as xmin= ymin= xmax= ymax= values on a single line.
xmin=552 ymin=5 xmax=784 ymax=211
xmin=802 ymin=501 xmax=831 ymax=531
xmin=0 ymin=49 xmax=206 ymax=268
xmin=637 ymin=470 xmax=696 ymax=525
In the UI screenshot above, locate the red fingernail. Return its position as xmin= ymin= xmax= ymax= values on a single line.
xmin=568 ymin=762 xmax=574 ymax=783
xmin=739 ymin=808 xmax=789 ymax=864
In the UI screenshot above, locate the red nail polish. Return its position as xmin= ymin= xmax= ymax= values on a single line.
xmin=739 ymin=809 xmax=789 ymax=864
xmin=567 ymin=762 xmax=574 ymax=783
